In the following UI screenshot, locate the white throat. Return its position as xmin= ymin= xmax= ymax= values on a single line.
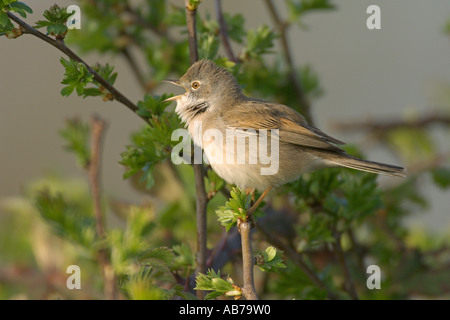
xmin=175 ymin=94 xmax=208 ymax=126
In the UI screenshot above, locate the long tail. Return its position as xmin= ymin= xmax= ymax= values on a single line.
xmin=327 ymin=154 xmax=406 ymax=177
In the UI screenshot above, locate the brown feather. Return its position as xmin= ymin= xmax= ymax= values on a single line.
xmin=221 ymin=99 xmax=345 ymax=152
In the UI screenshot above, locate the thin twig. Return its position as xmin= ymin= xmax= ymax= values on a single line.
xmin=123 ymin=2 xmax=173 ymax=42
xmin=87 ymin=115 xmax=118 ymax=300
xmin=215 ymin=0 xmax=238 ymax=62
xmin=7 ymin=12 xmax=140 ymax=118
xmin=121 ymin=47 xmax=151 ymax=93
xmin=257 ymin=223 xmax=339 ymax=300
xmin=334 ymin=112 xmax=450 ymax=134
xmin=332 ymin=230 xmax=359 ymax=300
xmin=185 ymin=2 xmax=199 ymax=63
xmin=247 ymin=186 xmax=272 ymax=216
xmin=407 ymin=151 xmax=450 ymax=174
xmin=264 ymin=0 xmax=313 ymax=124
xmin=184 ymin=0 xmax=209 ymax=299
xmin=89 ymin=116 xmax=107 ymax=239
xmin=238 ymin=220 xmax=259 ymax=300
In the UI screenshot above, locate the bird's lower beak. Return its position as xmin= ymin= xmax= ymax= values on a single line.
xmin=162 ymin=79 xmax=187 ymax=103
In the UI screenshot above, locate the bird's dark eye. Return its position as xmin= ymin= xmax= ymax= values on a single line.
xmin=191 ymin=81 xmax=200 ymax=90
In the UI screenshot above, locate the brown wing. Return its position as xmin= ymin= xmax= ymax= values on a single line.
xmin=221 ymin=99 xmax=345 ymax=152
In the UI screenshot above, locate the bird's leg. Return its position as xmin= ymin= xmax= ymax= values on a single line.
xmin=247 ymin=186 xmax=272 ymax=216
xmin=245 ymin=187 xmax=255 ymax=198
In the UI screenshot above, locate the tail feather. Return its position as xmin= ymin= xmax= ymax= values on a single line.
xmin=327 ymin=154 xmax=406 ymax=178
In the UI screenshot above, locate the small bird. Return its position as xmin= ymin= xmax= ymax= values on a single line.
xmin=164 ymin=60 xmax=406 ymax=209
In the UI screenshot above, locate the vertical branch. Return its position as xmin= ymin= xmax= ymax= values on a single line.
xmin=185 ymin=1 xmax=199 ymax=63
xmin=87 ymin=115 xmax=118 ymax=300
xmin=264 ymin=0 xmax=313 ymax=124
xmin=184 ymin=0 xmax=209 ymax=298
xmin=89 ymin=116 xmax=106 ymax=239
xmin=239 ymin=220 xmax=259 ymax=300
xmin=193 ymin=157 xmax=208 ymax=284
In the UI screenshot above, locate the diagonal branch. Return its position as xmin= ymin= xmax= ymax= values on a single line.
xmin=123 ymin=2 xmax=174 ymax=43
xmin=334 ymin=112 xmax=450 ymax=134
xmin=264 ymin=0 xmax=313 ymax=124
xmin=120 ymin=46 xmax=151 ymax=93
xmin=6 ymin=12 xmax=140 ymax=118
xmin=215 ymin=0 xmax=238 ymax=63
xmin=257 ymin=222 xmax=339 ymax=300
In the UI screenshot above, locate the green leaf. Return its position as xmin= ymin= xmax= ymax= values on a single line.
xmin=138 ymin=247 xmax=174 ymax=273
xmin=120 ymin=114 xmax=180 ymax=189
xmin=137 ymin=94 xmax=173 ymax=117
xmin=35 ymin=4 xmax=74 ymax=37
xmin=224 ymin=13 xmax=245 ymax=43
xmin=173 ymin=243 xmax=196 ymax=269
xmin=194 ymin=269 xmax=237 ymax=300
xmin=187 ymin=0 xmax=203 ymax=10
xmin=205 ymin=169 xmax=225 ymax=196
xmin=60 ymin=85 xmax=75 ymax=97
xmin=299 ymin=64 xmax=323 ymax=99
xmin=387 ymin=127 xmax=435 ymax=163
xmin=297 ymin=212 xmax=334 ymax=249
xmin=243 ymin=25 xmax=277 ymax=59
xmin=286 ymin=0 xmax=335 ymax=24
xmin=1 ymin=0 xmax=18 ymax=6
xmin=256 ymin=246 xmax=286 ymax=273
xmin=59 ymin=57 xmax=119 ymax=101
xmin=198 ymin=33 xmax=220 ymax=60
xmin=35 ymin=189 xmax=96 ymax=249
xmin=216 ymin=187 xmax=252 ymax=231
xmin=60 ymin=57 xmax=94 ymax=98
xmin=0 ymin=11 xmax=13 ymax=29
xmin=8 ymin=1 xmax=32 ymax=18
xmin=59 ymin=118 xmax=90 ymax=168
xmin=211 ymin=277 xmax=233 ymax=292
xmin=431 ymin=167 xmax=450 ymax=189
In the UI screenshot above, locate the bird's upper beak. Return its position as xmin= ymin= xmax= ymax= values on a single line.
xmin=162 ymin=79 xmax=188 ymax=102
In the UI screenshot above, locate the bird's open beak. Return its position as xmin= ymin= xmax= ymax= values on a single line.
xmin=162 ymin=79 xmax=187 ymax=102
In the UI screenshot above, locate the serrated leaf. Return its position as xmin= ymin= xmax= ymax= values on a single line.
xmin=0 ymin=11 xmax=11 ymax=28
xmin=265 ymin=246 xmax=277 ymax=261
xmin=173 ymin=243 xmax=196 ymax=269
xmin=138 ymin=247 xmax=174 ymax=272
xmin=59 ymin=118 xmax=90 ymax=167
xmin=9 ymin=1 xmax=32 ymax=18
xmin=60 ymin=85 xmax=75 ymax=97
xmin=256 ymin=246 xmax=286 ymax=273
xmin=211 ymin=277 xmax=233 ymax=292
xmin=244 ymin=25 xmax=277 ymax=59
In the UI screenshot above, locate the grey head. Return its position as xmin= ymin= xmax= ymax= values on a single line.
xmin=164 ymin=60 xmax=244 ymax=124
